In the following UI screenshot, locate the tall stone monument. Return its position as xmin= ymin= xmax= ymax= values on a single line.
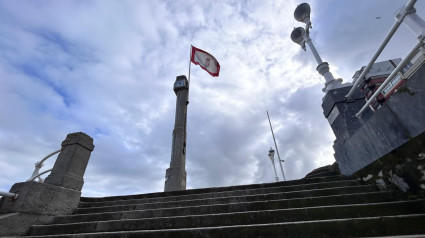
xmin=164 ymin=75 xmax=188 ymax=191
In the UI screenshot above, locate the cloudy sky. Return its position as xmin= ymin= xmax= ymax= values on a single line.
xmin=1 ymin=0 xmax=424 ymax=197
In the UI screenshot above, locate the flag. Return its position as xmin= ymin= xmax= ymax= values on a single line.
xmin=190 ymin=46 xmax=220 ymax=77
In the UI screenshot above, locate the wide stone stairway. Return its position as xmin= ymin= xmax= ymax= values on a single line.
xmin=24 ymin=170 xmax=425 ymax=237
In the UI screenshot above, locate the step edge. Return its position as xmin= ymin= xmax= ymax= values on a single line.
xmin=76 ymin=184 xmax=375 ymax=211
xmin=56 ymin=190 xmax=397 ymax=219
xmin=78 ymin=179 xmax=360 ymax=207
xmin=80 ymin=175 xmax=348 ymax=202
xmin=32 ymin=199 xmax=425 ymax=228
xmin=27 ymin=213 xmax=425 ymax=237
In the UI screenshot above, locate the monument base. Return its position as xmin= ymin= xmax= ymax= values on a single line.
xmin=0 ymin=181 xmax=81 ymax=216
xmin=164 ymin=167 xmax=187 ymax=192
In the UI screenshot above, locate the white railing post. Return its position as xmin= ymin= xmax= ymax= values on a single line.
xmin=30 ymin=162 xmax=43 ymax=182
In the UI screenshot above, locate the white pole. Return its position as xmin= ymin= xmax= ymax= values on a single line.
xmin=346 ymin=21 xmax=403 ymax=99
xmin=267 ymin=111 xmax=286 ymax=181
xmin=188 ymin=45 xmax=192 ymax=86
xmin=303 ymin=29 xmax=339 ymax=90
xmin=305 ymin=39 xmax=323 ymax=65
xmin=268 ymin=148 xmax=279 ymax=182
xmin=187 ymin=45 xmax=192 ymax=104
xmin=277 ymin=158 xmax=286 ymax=182
xmin=271 ymin=158 xmax=279 ymax=182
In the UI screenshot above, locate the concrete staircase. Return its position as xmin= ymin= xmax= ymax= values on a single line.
xmin=24 ymin=173 xmax=425 ymax=237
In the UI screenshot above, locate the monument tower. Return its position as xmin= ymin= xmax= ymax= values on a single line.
xmin=164 ymin=75 xmax=188 ymax=191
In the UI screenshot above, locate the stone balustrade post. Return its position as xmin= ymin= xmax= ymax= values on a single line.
xmin=44 ymin=132 xmax=94 ymax=191
xmin=0 ymin=132 xmax=94 ymax=216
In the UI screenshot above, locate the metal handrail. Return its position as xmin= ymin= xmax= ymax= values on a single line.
xmin=27 ymin=169 xmax=53 ymax=182
xmin=356 ymin=40 xmax=424 ymax=117
xmin=29 ymin=149 xmax=61 ymax=182
xmin=1 ymin=149 xmax=61 ymax=200
xmin=345 ymin=21 xmax=403 ymax=100
xmin=0 ymin=191 xmax=18 ymax=199
xmin=345 ymin=0 xmax=417 ymax=100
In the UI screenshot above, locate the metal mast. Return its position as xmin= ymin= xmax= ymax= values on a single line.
xmin=267 ymin=111 xmax=286 ymax=181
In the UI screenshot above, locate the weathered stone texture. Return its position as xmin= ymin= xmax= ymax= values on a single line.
xmin=45 ymin=132 xmax=94 ymax=191
xmin=0 ymin=132 xmax=94 ymax=236
xmin=0 ymin=181 xmax=81 ymax=215
xmin=328 ymin=64 xmax=425 ymax=175
xmin=354 ymin=131 xmax=425 ymax=196
xmin=165 ymin=76 xmax=188 ymax=192
xmin=0 ymin=213 xmax=54 ymax=236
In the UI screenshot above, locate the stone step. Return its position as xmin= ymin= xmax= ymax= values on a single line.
xmin=28 ymin=200 xmax=425 ymax=236
xmin=26 ymin=213 xmax=425 ymax=237
xmin=361 ymin=235 xmax=425 ymax=238
xmin=80 ymin=175 xmax=347 ymax=203
xmin=52 ymin=191 xmax=399 ymax=224
xmin=305 ymin=170 xmax=339 ymax=178
xmin=308 ymin=166 xmax=332 ymax=174
xmin=78 ymin=179 xmax=361 ymax=209
xmin=304 ymin=165 xmax=334 ymax=177
xmin=75 ymin=184 xmax=376 ymax=215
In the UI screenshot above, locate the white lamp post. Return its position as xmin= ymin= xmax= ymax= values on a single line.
xmin=291 ymin=3 xmax=343 ymax=92
xmin=268 ymin=148 xmax=279 ymax=182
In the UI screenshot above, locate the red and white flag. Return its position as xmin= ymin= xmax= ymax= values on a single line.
xmin=190 ymin=46 xmax=220 ymax=77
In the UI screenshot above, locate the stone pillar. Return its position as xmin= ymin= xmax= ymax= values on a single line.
xmin=322 ymin=85 xmax=365 ymax=138
xmin=0 ymin=132 xmax=94 ymax=216
xmin=44 ymin=132 xmax=94 ymax=191
xmin=165 ymin=76 xmax=188 ymax=192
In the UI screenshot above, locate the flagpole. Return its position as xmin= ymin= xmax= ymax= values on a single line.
xmin=187 ymin=45 xmax=192 ymax=104
xmin=188 ymin=45 xmax=192 ymax=86
xmin=267 ymin=111 xmax=286 ymax=181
